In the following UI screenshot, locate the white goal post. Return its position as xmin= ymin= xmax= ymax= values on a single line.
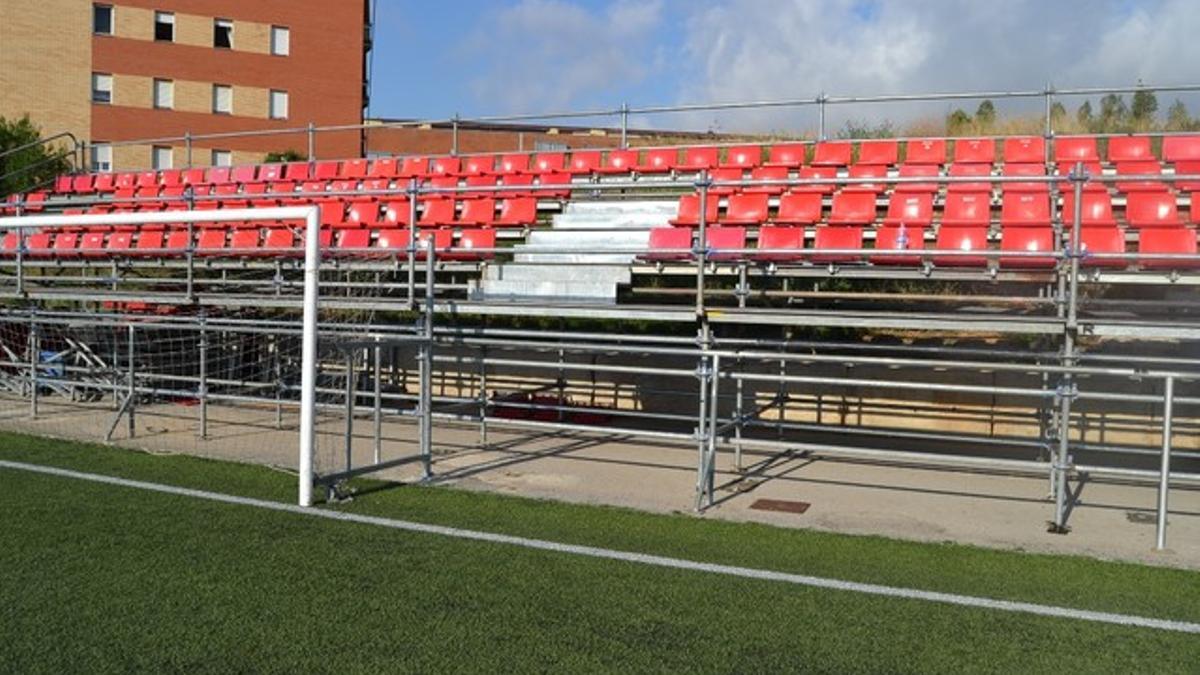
xmin=0 ymin=205 xmax=322 ymax=506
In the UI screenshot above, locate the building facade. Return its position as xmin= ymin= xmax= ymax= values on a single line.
xmin=0 ymin=0 xmax=370 ymax=171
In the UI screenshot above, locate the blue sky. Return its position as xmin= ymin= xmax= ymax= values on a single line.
xmin=367 ymin=0 xmax=1199 ymax=133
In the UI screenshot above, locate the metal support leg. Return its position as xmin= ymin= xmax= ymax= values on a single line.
xmin=479 ymin=344 xmax=489 ymax=447
xmin=274 ymin=337 xmax=283 ymax=430
xmin=198 ymin=316 xmax=208 ymax=439
xmin=694 ymin=353 xmax=712 ymax=511
xmin=419 ymin=239 xmax=435 ymax=479
xmin=373 ymin=338 xmax=382 ymax=465
xmin=344 ymin=349 xmax=356 ymax=473
xmin=734 ymin=356 xmax=744 ymax=473
xmin=1156 ymin=376 xmax=1175 ymax=551
xmin=127 ymin=324 xmax=136 ymax=438
xmin=28 ymin=314 xmax=38 ymax=419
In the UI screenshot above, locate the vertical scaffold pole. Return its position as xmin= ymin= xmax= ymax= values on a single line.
xmin=307 ymin=122 xmax=317 ymax=160
xmin=695 ymin=171 xmax=710 ymax=319
xmin=28 ymin=312 xmax=38 ymax=419
xmin=1052 ymin=162 xmax=1085 ymax=532
xmin=298 ymin=206 xmax=321 ymax=507
xmin=198 ymin=314 xmax=208 ymax=439
xmin=185 ymin=132 xmax=193 ymax=169
xmin=694 ymin=352 xmax=712 ymax=511
xmin=127 ymin=323 xmax=136 ymax=439
xmin=373 ymin=337 xmax=382 ymax=465
xmin=344 ymin=349 xmax=356 ymax=473
xmin=620 ymin=102 xmax=629 ymax=149
xmin=818 ymin=93 xmax=827 ymax=141
xmin=1156 ymin=376 xmax=1175 ymax=551
xmin=419 ymin=238 xmax=435 ymax=479
xmin=479 ymin=343 xmax=489 ymax=448
xmin=406 ymin=178 xmax=419 ymax=308
xmin=451 ymin=114 xmax=460 ymax=155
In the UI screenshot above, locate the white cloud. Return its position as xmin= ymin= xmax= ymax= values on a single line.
xmin=673 ymin=0 xmax=1200 ymax=133
xmin=463 ymin=0 xmax=665 ymax=114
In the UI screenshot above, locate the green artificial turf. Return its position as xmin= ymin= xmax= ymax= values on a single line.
xmin=1 ymin=431 xmax=1198 ymax=673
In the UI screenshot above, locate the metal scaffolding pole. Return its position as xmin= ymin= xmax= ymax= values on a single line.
xmin=1156 ymin=376 xmax=1175 ymax=551
xmin=198 ymin=314 xmax=208 ymax=439
xmin=28 ymin=312 xmax=37 ymax=419
xmin=695 ymin=172 xmax=710 ymax=319
xmin=1052 ymin=163 xmax=1086 ymax=532
xmin=127 ymin=323 xmax=136 ymax=439
xmin=344 ymin=349 xmax=356 ymax=473
xmin=419 ymin=238 xmax=435 ymax=479
xmin=373 ymin=338 xmax=382 ymax=465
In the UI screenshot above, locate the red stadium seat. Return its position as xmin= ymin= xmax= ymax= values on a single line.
xmin=399 ymin=156 xmax=429 ymax=179
xmin=811 ymin=141 xmax=852 ymax=167
xmin=895 ymin=164 xmax=940 ymax=193
xmin=1054 ymin=137 xmax=1100 ymax=163
xmin=1126 ymin=192 xmax=1182 ymax=227
xmin=231 ymin=165 xmax=257 ymax=184
xmin=463 ymin=155 xmax=495 ymax=176
xmin=935 ymin=226 xmax=989 ymax=266
xmin=753 ymin=226 xmax=805 ymax=262
xmin=284 ymin=162 xmax=311 ymax=181
xmin=341 ymin=159 xmax=370 ymax=180
xmin=54 ymin=175 xmax=73 ymax=193
xmin=773 ymin=192 xmax=822 ymax=225
xmin=532 ymin=153 xmax=565 ymax=174
xmin=705 ymin=227 xmax=747 ymax=261
xmin=495 ymin=197 xmax=536 ymax=227
xmin=426 ymin=157 xmax=457 ymax=176
xmin=419 ymin=198 xmax=457 ymax=226
xmin=845 ymin=164 xmax=886 ymax=192
xmin=495 ymin=154 xmax=530 ymax=175
xmin=643 ymin=227 xmax=693 ymax=261
xmin=448 ymin=228 xmax=496 ymax=260
xmin=53 ymin=231 xmax=80 ymax=257
xmin=160 ymin=169 xmax=182 ymax=187
xmin=71 ymin=175 xmax=96 ymax=194
xmin=942 ymin=192 xmax=992 ymax=226
xmin=567 ymin=150 xmax=602 ymax=175
xmin=373 ymin=228 xmax=409 ymax=253
xmin=206 ymin=167 xmax=232 ymax=185
xmin=94 ymin=173 xmax=117 ymax=191
xmin=596 ymin=149 xmax=637 ymax=174
xmin=347 ymin=202 xmax=381 ymax=227
xmin=681 ymin=147 xmax=719 ymax=171
xmin=257 ymin=164 xmax=284 ymax=182
xmin=1001 ymin=192 xmax=1051 ymax=227
xmin=1001 ymin=163 xmax=1048 ymax=193
xmin=1172 ymin=160 xmax=1200 ymax=191
xmin=499 ymin=174 xmax=534 ymax=199
xmin=872 ymin=225 xmax=926 ymax=265
xmin=669 ymin=194 xmax=719 ymax=227
xmin=947 ymin=163 xmax=992 ymax=192
xmin=1002 ymin=137 xmax=1045 ymax=164
xmin=765 ymin=143 xmax=807 ymax=169
xmin=720 ymin=145 xmax=762 ymax=169
xmin=1116 ymin=160 xmax=1164 ymax=192
xmin=263 ymin=228 xmax=297 ymax=253
xmin=883 ymin=193 xmax=933 ymax=226
xmin=856 ymin=140 xmax=899 ymax=166
xmin=1061 ymin=192 xmax=1117 ymax=227
xmin=904 ymin=138 xmax=947 ymax=165
xmin=463 ymin=175 xmax=497 ymax=199
xmin=1108 ymin=136 xmax=1153 ymax=163
xmin=230 ymin=229 xmax=262 ymax=253
xmin=719 ymin=193 xmax=769 ymax=225
xmin=1164 ymin=136 xmax=1200 ymax=163
xmin=811 ymin=226 xmax=863 ymax=263
xmin=335 ymin=229 xmax=371 ymax=253
xmin=536 ymin=172 xmax=571 ymax=199
xmin=636 ymin=148 xmax=678 ymax=174
xmin=369 ymin=158 xmax=399 ymax=178
xmin=26 ymin=232 xmax=53 ymax=257
xmin=383 ymin=199 xmax=412 ymax=226
xmin=135 ymin=171 xmax=158 ymax=188
xmin=829 ymin=191 xmax=877 ymax=225
xmin=1054 ymin=161 xmax=1106 ymax=192
xmin=196 ymin=228 xmax=227 ymax=254
xmin=106 ymin=231 xmax=134 ymax=254
xmin=1138 ymin=228 xmax=1199 ymax=269
xmin=953 ymin=138 xmax=995 ymax=164
xmin=707 ymin=168 xmax=743 ymax=195
xmin=746 ymin=166 xmax=789 ymax=194
xmin=1000 ymin=227 xmax=1056 ymax=268
xmin=313 ymin=161 xmax=340 ymax=180
xmin=457 ymin=198 xmax=496 ymax=226
xmin=795 ymin=166 xmax=838 ymax=194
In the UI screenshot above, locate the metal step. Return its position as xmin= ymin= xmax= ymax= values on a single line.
xmin=485 ymin=263 xmax=631 ymax=283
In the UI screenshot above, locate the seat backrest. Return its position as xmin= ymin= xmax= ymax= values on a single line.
xmin=284 ymin=162 xmax=311 ymax=181
xmin=1163 ymin=136 xmax=1200 ymax=163
xmin=313 ymin=161 xmax=340 ymax=180
xmin=459 ymin=198 xmax=496 ymax=224
xmin=775 ymin=192 xmax=822 ymax=224
xmin=1001 ymin=192 xmax=1050 ymax=226
xmin=257 ymin=164 xmax=284 ymax=182
xmin=895 ymin=164 xmax=940 ymax=193
xmin=533 ymin=153 xmax=565 ymax=173
xmin=340 ymin=158 xmax=369 ymax=179
xmin=497 ymin=154 xmax=530 ymax=174
xmin=1061 ymin=192 xmax=1116 ymax=226
xmin=723 ymin=145 xmax=762 ymax=168
xmin=829 ymin=191 xmax=877 ymax=224
xmin=724 ymin=193 xmax=769 ymax=223
xmin=464 ymin=155 xmax=495 ymax=176
xmin=369 ymin=158 xmax=399 ymax=178
xmin=856 ymin=140 xmax=899 ymax=166
xmin=399 ymin=156 xmax=428 ymax=178
xmin=705 ymin=226 xmax=746 ymax=251
xmin=498 ymin=197 xmax=537 ymax=224
xmin=682 ymin=147 xmax=719 ymax=170
xmin=603 ymin=149 xmax=637 ymax=171
xmin=671 ymin=194 xmax=718 ymax=225
xmin=953 ymin=138 xmax=996 ymax=164
xmin=1125 ymin=191 xmax=1181 ymax=227
xmin=884 ymin=193 xmax=933 ymax=225
xmin=1003 ymin=137 xmax=1045 ymax=164
xmin=811 ymin=141 xmax=852 ymax=167
xmin=904 ymin=138 xmax=947 ymax=165
xmin=1108 ymin=136 xmax=1153 ymax=162
xmin=767 ymin=143 xmax=807 ymax=168
xmin=641 ymin=148 xmax=678 ymax=171
xmin=568 ymin=150 xmax=602 ymax=174
xmin=942 ymin=191 xmax=992 ymax=225
xmin=430 ymin=156 xmax=461 ymax=176
xmin=647 ymin=227 xmax=692 ymax=252
xmin=231 ymin=165 xmax=257 ymax=184
xmin=1054 ymin=137 xmax=1100 ymax=163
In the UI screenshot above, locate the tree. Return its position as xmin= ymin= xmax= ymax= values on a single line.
xmin=1131 ymin=88 xmax=1159 ymax=127
xmin=1076 ymin=101 xmax=1093 ymax=129
xmin=946 ymin=109 xmax=973 ymax=135
xmin=974 ymin=100 xmax=997 ymax=128
xmin=0 ymin=115 xmax=72 ymax=198
xmin=1098 ymin=94 xmax=1130 ymax=132
xmin=1166 ymin=99 xmax=1193 ymax=131
xmin=264 ymin=149 xmax=306 ymax=163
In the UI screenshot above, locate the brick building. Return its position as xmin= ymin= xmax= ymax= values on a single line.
xmin=0 ymin=0 xmax=370 ymax=170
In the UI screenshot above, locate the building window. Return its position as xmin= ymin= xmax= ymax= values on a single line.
xmin=152 ymin=146 xmax=173 ymax=170
xmin=93 ymin=4 xmax=113 ymax=35
xmin=269 ymin=90 xmax=288 ymax=120
xmin=214 ymin=19 xmax=233 ymax=49
xmin=90 ymin=143 xmax=112 ymax=172
xmin=153 ymin=79 xmax=173 ymax=109
xmin=154 ymin=11 xmax=174 ymax=42
xmin=212 ymin=150 xmax=232 ymax=167
xmin=270 ymin=26 xmax=290 ymax=56
xmin=212 ymin=84 xmax=232 ymax=114
xmin=91 ymin=73 xmax=113 ymax=104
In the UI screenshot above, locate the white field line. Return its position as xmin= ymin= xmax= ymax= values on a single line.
xmin=3 ymin=458 xmax=1198 ymax=635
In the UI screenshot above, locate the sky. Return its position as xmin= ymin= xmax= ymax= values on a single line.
xmin=367 ymin=0 xmax=1200 ymax=134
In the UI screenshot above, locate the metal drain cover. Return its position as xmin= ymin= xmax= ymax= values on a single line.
xmin=749 ymin=498 xmax=811 ymax=514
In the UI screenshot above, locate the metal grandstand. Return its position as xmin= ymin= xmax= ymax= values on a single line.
xmin=1 ymin=83 xmax=1198 ymax=548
